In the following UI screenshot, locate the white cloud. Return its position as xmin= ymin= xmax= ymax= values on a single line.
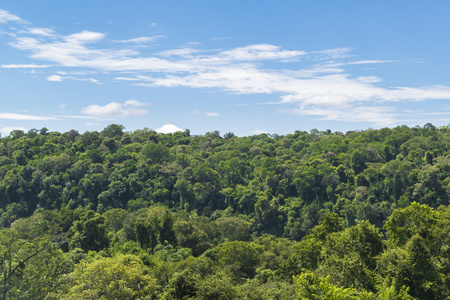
xmin=124 ymin=100 xmax=148 ymax=107
xmin=81 ymin=101 xmax=148 ymax=118
xmin=47 ymin=74 xmax=99 ymax=83
xmin=355 ymin=76 xmax=382 ymax=84
xmin=84 ymin=78 xmax=99 ymax=83
xmin=65 ymin=31 xmax=105 ymax=43
xmin=26 ymin=27 xmax=55 ymax=37
xmin=155 ymin=124 xmax=183 ymax=134
xmin=205 ymin=112 xmax=220 ymax=117
xmin=159 ymin=48 xmax=201 ymax=57
xmin=281 ymin=106 xmax=397 ymax=126
xmin=1 ymin=64 xmax=51 ymax=68
xmin=5 ymin=16 xmax=450 ymax=126
xmin=9 ymin=34 xmax=189 ymax=71
xmin=347 ymin=60 xmax=395 ymax=65
xmin=145 ymin=67 xmax=295 ymax=94
xmin=219 ymin=44 xmax=305 ymax=61
xmin=252 ymin=129 xmax=270 ymax=135
xmin=56 ymin=71 xmax=97 ymax=75
xmin=115 ymin=36 xmax=163 ymax=44
xmin=0 ymin=113 xmax=59 ymax=120
xmin=0 ymin=9 xmax=22 ymax=23
xmin=1 ymin=126 xmax=26 ymax=136
xmin=115 ymin=76 xmax=140 ymax=81
xmin=59 ymin=115 xmax=95 ymax=119
xmin=47 ymin=75 xmax=63 ymax=81
xmin=311 ymin=48 xmax=352 ymax=60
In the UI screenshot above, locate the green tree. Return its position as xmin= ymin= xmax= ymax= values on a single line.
xmin=141 ymin=142 xmax=171 ymax=164
xmin=196 ymin=274 xmax=236 ymax=300
xmin=215 ymin=217 xmax=251 ymax=241
xmin=67 ymin=210 xmax=109 ymax=252
xmin=162 ymin=269 xmax=199 ymax=300
xmin=215 ymin=241 xmax=263 ymax=279
xmin=384 ymin=202 xmax=437 ymax=246
xmin=101 ymin=124 xmax=125 ymax=139
xmin=294 ymin=272 xmax=374 ymax=300
xmin=58 ymin=254 xmax=157 ymax=300
xmin=317 ymin=221 xmax=384 ymax=291
xmin=0 ymin=214 xmax=67 ymax=300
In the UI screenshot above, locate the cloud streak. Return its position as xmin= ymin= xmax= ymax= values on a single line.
xmin=81 ymin=100 xmax=148 ymax=118
xmin=47 ymin=74 xmax=99 ymax=83
xmin=0 ymin=113 xmax=59 ymax=121
xmin=282 ymin=106 xmax=398 ymax=126
xmin=1 ymin=64 xmax=51 ymax=68
xmin=115 ymin=36 xmax=164 ymax=44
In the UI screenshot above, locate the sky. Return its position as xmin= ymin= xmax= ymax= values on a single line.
xmin=1 ymin=1 xmax=450 ymax=136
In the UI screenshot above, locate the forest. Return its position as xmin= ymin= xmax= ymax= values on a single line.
xmin=0 ymin=123 xmax=449 ymax=299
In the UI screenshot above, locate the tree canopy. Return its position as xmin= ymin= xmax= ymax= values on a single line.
xmin=0 ymin=124 xmax=449 ymax=298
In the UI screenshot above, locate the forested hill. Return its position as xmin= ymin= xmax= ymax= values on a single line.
xmin=0 ymin=123 xmax=448 ymax=234
xmin=0 ymin=124 xmax=449 ymax=299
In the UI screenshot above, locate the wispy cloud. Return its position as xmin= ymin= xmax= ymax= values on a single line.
xmin=47 ymin=74 xmax=99 ymax=83
xmin=3 ymin=9 xmax=450 ymax=126
xmin=205 ymin=112 xmax=220 ymax=117
xmin=58 ymin=115 xmax=95 ymax=119
xmin=56 ymin=70 xmax=97 ymax=75
xmin=25 ymin=27 xmax=55 ymax=37
xmin=218 ymin=44 xmax=305 ymax=61
xmin=347 ymin=60 xmax=396 ymax=65
xmin=1 ymin=63 xmax=51 ymax=68
xmin=66 ymin=30 xmax=105 ymax=43
xmin=9 ymin=32 xmax=186 ymax=72
xmin=0 ymin=113 xmax=59 ymax=121
xmin=281 ymin=106 xmax=397 ymax=126
xmin=81 ymin=100 xmax=148 ymax=118
xmin=115 ymin=36 xmax=164 ymax=44
xmin=58 ymin=115 xmax=96 ymax=120
xmin=0 ymin=9 xmax=22 ymax=23
xmin=158 ymin=48 xmax=201 ymax=58
xmin=310 ymin=48 xmax=352 ymax=60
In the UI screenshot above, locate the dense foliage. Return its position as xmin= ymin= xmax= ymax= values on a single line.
xmin=0 ymin=123 xmax=449 ymax=298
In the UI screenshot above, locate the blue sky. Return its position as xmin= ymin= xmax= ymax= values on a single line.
xmin=1 ymin=1 xmax=450 ymax=136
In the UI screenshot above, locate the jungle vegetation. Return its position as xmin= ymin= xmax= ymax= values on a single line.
xmin=0 ymin=123 xmax=449 ymax=299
